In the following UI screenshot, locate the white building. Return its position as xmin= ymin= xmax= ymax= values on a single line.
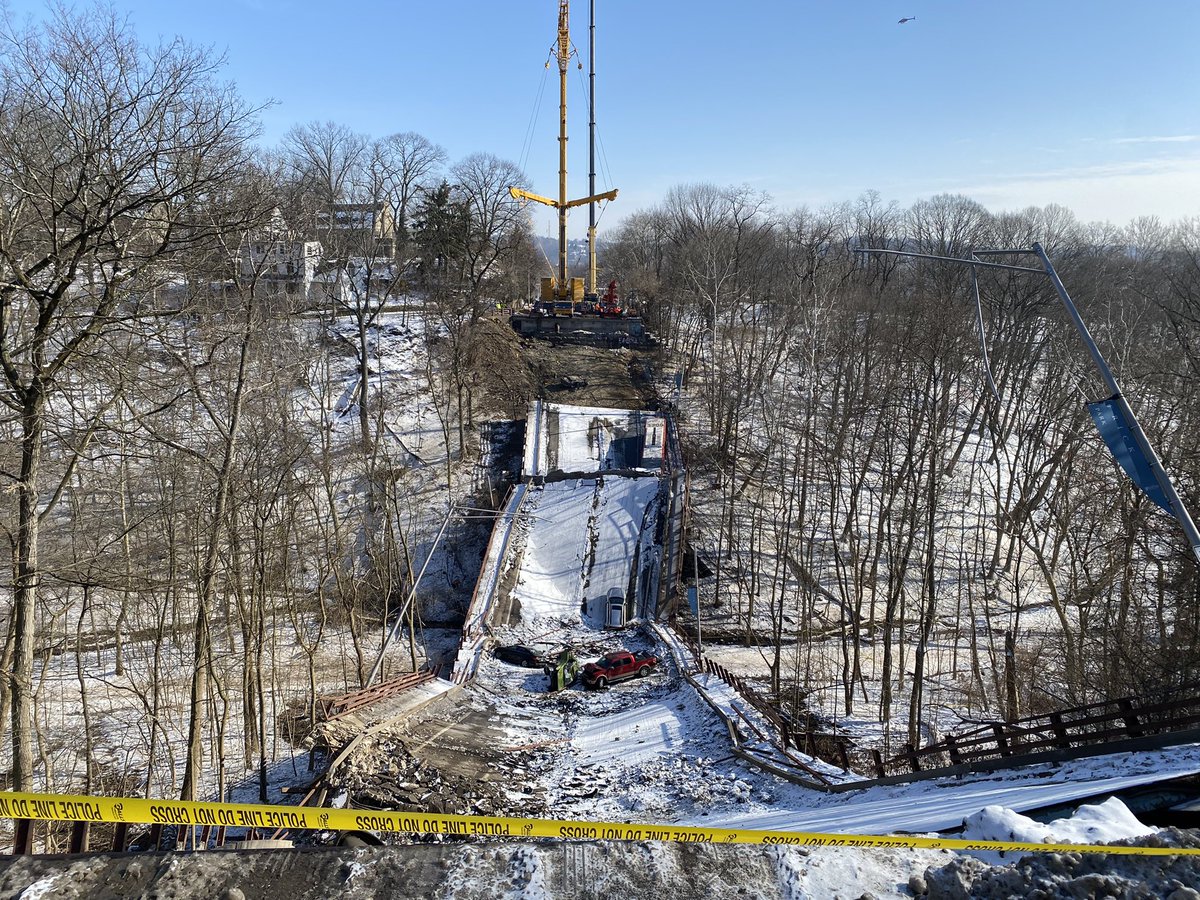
xmin=239 ymin=236 xmax=323 ymax=294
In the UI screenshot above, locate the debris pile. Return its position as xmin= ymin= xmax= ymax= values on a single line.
xmin=923 ymin=828 xmax=1200 ymax=899
xmin=330 ymin=736 xmax=547 ymax=821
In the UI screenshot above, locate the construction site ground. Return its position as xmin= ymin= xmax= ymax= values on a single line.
xmin=9 ymin=325 xmax=1200 ymax=898
xmin=518 ymin=336 xmax=659 ymax=410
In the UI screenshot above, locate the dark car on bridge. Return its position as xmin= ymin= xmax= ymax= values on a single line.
xmin=493 ymin=644 xmax=543 ymax=668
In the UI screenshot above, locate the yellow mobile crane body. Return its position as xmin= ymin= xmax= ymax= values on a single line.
xmin=509 ymin=0 xmax=616 ymax=316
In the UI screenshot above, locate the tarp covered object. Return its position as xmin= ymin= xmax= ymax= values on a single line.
xmin=1088 ymin=395 xmax=1171 ymax=513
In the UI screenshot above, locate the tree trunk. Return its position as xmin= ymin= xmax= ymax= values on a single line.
xmin=12 ymin=389 xmax=45 ymax=791
xmin=1004 ymin=630 xmax=1019 ymax=723
xmin=180 ymin=303 xmax=255 ymax=801
xmin=358 ymin=318 xmax=373 ymax=453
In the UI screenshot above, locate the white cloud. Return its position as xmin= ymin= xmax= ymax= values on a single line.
xmin=949 ymin=155 xmax=1200 ymax=224
xmin=1113 ymin=135 xmax=1200 ymax=144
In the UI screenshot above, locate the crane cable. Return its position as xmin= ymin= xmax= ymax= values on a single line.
xmin=535 ymin=231 xmax=556 ymax=277
xmin=518 ymin=53 xmax=553 ymax=178
xmin=515 ymin=52 xmax=558 ymax=279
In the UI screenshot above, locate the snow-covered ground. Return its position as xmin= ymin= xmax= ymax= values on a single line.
xmin=12 ymin=823 xmax=1195 ymax=900
xmin=465 ymin=624 xmax=1200 ymax=895
xmin=11 ymin=310 xmax=486 ymax=807
xmin=433 ymin=397 xmax=1200 ymax=894
xmin=669 ymin=336 xmax=1136 ymax=756
xmin=502 ymin=473 xmax=660 ymax=632
xmin=12 ymin=312 xmax=1198 ymax=897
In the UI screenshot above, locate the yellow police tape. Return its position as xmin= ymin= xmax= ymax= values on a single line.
xmin=1 ymin=791 xmax=1197 ymax=856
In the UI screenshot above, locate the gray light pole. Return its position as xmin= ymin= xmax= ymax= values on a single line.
xmin=1028 ymin=242 xmax=1200 ymax=564
xmin=854 ymin=244 xmax=1200 ymax=564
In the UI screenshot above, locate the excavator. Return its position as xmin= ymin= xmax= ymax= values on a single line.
xmin=598 ymin=279 xmax=623 ymax=317
xmin=509 ymin=0 xmax=617 ymax=317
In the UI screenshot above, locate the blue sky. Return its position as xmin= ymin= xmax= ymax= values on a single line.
xmin=6 ymin=1 xmax=1198 ymax=238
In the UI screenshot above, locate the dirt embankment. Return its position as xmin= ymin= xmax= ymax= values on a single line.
xmin=479 ymin=318 xmax=660 ymax=412
xmin=0 ymin=841 xmax=851 ymax=899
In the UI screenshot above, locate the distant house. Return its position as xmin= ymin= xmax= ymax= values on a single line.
xmin=239 ymin=234 xmax=323 ymax=296
xmin=314 ymin=202 xmax=396 ymax=258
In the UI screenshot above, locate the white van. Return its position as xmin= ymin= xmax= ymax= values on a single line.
xmin=606 ymin=587 xmax=626 ymax=628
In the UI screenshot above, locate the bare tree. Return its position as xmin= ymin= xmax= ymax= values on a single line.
xmin=376 ymin=132 xmax=447 ymax=262
xmin=603 ymin=208 xmax=673 ymax=334
xmin=450 ymin=153 xmax=531 ymax=301
xmin=423 ymin=154 xmax=532 ymax=456
xmin=0 ymin=5 xmax=259 ymax=790
xmin=1159 ymin=217 xmax=1200 ymax=376
xmin=282 ymin=121 xmax=368 ymax=214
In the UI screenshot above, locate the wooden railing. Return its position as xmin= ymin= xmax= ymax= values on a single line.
xmin=672 ymin=612 xmax=1200 ymax=784
xmin=880 ymin=686 xmax=1200 ymax=777
xmin=316 ymin=667 xmax=440 ymax=722
xmin=672 ymin=621 xmax=855 ymax=777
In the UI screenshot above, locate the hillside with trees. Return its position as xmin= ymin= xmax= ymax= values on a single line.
xmin=2 ymin=4 xmax=1199 ymax=826
xmin=605 ymin=185 xmax=1200 ymax=752
xmin=0 ymin=6 xmax=544 ymax=803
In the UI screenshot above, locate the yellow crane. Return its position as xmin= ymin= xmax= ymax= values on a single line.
xmin=510 ymin=0 xmax=617 ymax=315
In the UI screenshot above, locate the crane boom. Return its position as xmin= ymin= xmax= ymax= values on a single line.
xmin=509 ymin=187 xmax=559 ymax=208
xmin=508 ymin=0 xmax=618 ymax=314
xmin=555 ymin=0 xmax=569 ymax=292
xmin=510 ymin=186 xmax=618 ymax=210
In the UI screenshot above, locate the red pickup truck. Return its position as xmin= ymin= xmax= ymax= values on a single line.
xmin=582 ymin=650 xmax=659 ymax=689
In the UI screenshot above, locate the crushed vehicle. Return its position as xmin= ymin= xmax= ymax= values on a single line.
xmin=581 ymin=649 xmax=659 ymax=689
xmin=544 ymin=648 xmax=580 ymax=691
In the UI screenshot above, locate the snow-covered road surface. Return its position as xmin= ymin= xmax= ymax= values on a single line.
xmin=571 ymin=697 xmax=693 ymax=765
xmin=700 ymin=745 xmax=1200 ymax=835
xmin=506 ymin=476 xmax=660 ymax=629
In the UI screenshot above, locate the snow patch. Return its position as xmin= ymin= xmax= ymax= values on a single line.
xmin=500 ymin=846 xmax=550 ymax=899
xmin=16 ymin=877 xmax=62 ymax=900
xmin=961 ymin=796 xmax=1156 ymax=864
